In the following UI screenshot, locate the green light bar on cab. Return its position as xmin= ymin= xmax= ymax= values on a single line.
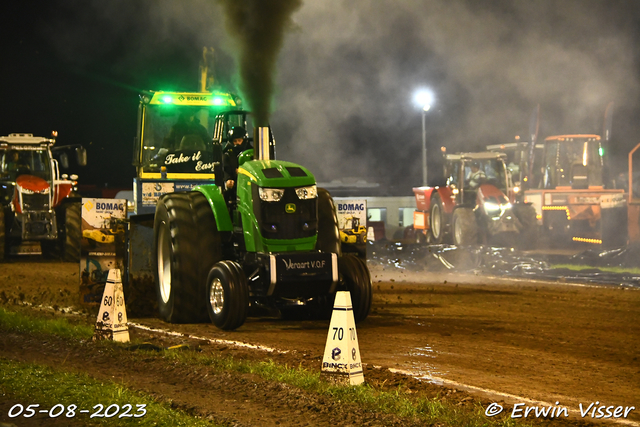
xmin=149 ymin=91 xmax=237 ymax=107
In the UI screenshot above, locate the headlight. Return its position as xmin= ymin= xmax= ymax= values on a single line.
xmin=295 ymin=185 xmax=317 ymax=199
xmin=484 ymin=201 xmax=511 ymax=218
xmin=259 ymin=187 xmax=284 ymax=202
xmin=484 ymin=202 xmax=500 ymax=213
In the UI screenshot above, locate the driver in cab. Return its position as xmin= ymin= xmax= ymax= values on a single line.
xmin=467 ymin=162 xmax=486 ymax=189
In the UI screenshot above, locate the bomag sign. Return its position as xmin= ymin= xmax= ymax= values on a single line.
xmin=80 ymin=198 xmax=127 ymax=305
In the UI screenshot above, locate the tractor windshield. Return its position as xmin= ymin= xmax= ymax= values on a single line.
xmin=463 ymin=158 xmax=507 ymax=192
xmin=139 ymin=104 xmax=219 ymax=175
xmin=543 ymin=136 xmax=603 ymax=188
xmin=0 ymin=149 xmax=51 ymax=182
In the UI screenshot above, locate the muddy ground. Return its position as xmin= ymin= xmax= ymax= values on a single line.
xmin=0 ymin=258 xmax=638 ymax=426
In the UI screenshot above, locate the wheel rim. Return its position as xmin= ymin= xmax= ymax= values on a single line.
xmin=454 ymin=215 xmax=463 ymax=245
xmin=209 ymin=278 xmax=224 ymax=315
xmin=431 ymin=204 xmax=441 ymax=239
xmin=157 ymin=222 xmax=172 ymax=304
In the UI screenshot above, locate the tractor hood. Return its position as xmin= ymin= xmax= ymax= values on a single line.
xmin=235 ymin=159 xmax=318 ymax=254
xmin=16 ymin=174 xmax=50 ymax=193
xmin=477 ymin=183 xmax=509 ymax=206
xmin=238 ymin=160 xmax=315 ymax=188
xmin=477 ymin=183 xmax=519 ymax=235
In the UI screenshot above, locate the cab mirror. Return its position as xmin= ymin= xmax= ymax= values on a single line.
xmin=60 ymin=153 xmax=70 ymax=169
xmin=76 ymin=147 xmax=87 ymax=166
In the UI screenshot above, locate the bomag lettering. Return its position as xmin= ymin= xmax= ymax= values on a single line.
xmin=337 ymin=203 xmax=365 ymax=211
xmin=96 ymin=202 xmax=124 ymax=211
xmin=187 ymin=96 xmax=209 ymax=101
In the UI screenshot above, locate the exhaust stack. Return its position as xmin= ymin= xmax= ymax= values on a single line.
xmin=254 ymin=127 xmax=271 ymax=161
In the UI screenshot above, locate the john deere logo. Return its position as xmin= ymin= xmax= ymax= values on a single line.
xmin=285 ymin=203 xmax=296 ymax=213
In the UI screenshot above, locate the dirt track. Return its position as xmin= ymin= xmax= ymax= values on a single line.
xmin=1 ymin=259 xmax=639 ymax=425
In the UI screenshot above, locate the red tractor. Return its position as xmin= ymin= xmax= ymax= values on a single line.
xmin=0 ymin=133 xmax=86 ymax=260
xmin=411 ymin=151 xmax=538 ymax=247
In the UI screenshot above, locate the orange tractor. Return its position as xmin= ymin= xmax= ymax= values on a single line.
xmin=522 ymin=134 xmax=627 ymax=247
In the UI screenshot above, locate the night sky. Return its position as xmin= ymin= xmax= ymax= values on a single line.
xmin=3 ymin=1 xmax=640 ymax=193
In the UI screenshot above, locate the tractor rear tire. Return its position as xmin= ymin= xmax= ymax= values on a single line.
xmin=452 ymin=208 xmax=478 ymax=246
xmin=154 ymin=192 xmax=222 ymax=323
xmin=206 ymin=261 xmax=249 ymax=330
xmin=339 ymin=254 xmax=372 ymax=323
xmin=63 ymin=202 xmax=82 ymax=262
xmin=316 ymin=188 xmax=341 ymax=256
xmin=430 ymin=194 xmax=446 ymax=244
xmin=513 ymin=203 xmax=539 ymax=249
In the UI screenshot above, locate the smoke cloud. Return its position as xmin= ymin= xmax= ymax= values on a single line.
xmin=272 ymin=0 xmax=640 ymax=186
xmin=11 ymin=0 xmax=640 ymax=189
xmin=217 ymin=0 xmax=302 ymax=126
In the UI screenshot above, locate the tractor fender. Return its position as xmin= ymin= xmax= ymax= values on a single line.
xmin=238 ymin=149 xmax=254 ymax=167
xmin=52 ymin=182 xmax=75 ymax=208
xmin=193 ymin=185 xmax=233 ymax=232
xmin=434 ymin=187 xmax=456 ymax=213
xmin=413 ymin=186 xmax=456 ymax=212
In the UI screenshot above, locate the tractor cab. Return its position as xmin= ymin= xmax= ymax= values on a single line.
xmin=130 ymin=90 xmax=242 ymax=215
xmin=486 ymin=140 xmax=544 ymax=199
xmin=541 ymin=135 xmax=604 ymax=190
xmin=133 ymin=90 xmax=240 ymax=180
xmin=444 ymin=152 xmax=509 ymax=205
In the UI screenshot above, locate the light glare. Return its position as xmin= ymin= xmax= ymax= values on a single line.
xmin=414 ymin=89 xmax=434 ymax=109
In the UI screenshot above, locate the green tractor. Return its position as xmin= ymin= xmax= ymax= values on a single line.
xmin=153 ymin=110 xmax=372 ymax=330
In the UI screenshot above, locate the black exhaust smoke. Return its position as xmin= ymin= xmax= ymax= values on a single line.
xmin=217 ymin=0 xmax=302 ymax=127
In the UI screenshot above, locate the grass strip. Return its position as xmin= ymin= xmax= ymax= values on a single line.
xmin=0 ymin=358 xmax=218 ymax=426
xmin=164 ymin=351 xmax=527 ymax=427
xmin=0 ymin=306 xmax=94 ymax=339
xmin=551 ymin=264 xmax=640 ymax=275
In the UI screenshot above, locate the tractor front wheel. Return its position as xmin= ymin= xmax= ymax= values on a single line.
xmin=452 ymin=208 xmax=478 ymax=246
xmin=339 ymin=254 xmax=372 ymax=323
xmin=430 ymin=194 xmax=446 ymax=244
xmin=206 ymin=261 xmax=249 ymax=330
